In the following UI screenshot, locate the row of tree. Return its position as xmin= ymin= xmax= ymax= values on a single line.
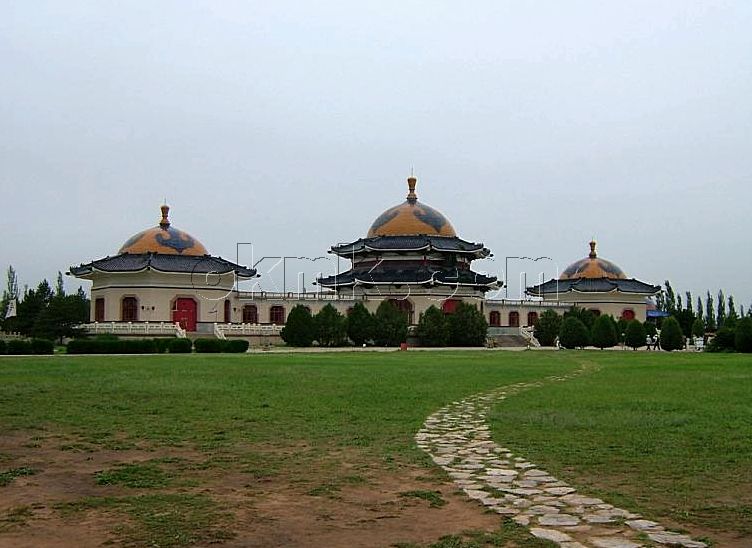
xmin=1 ymin=266 xmax=90 ymax=342
xmin=281 ymin=300 xmax=489 ymax=348
xmin=656 ymin=281 xmax=752 ymax=336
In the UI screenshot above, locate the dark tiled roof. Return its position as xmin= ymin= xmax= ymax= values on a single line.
xmin=318 ymin=264 xmax=498 ymax=289
xmin=331 ymin=235 xmax=490 ymax=257
xmin=69 ymin=253 xmax=257 ymax=278
xmin=526 ymin=277 xmax=660 ymax=296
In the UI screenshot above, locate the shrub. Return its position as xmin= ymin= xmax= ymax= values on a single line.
xmin=223 ymin=339 xmax=249 ymax=353
xmin=448 ymin=302 xmax=488 ymax=347
xmin=691 ymin=318 xmax=705 ymax=338
xmin=153 ymin=338 xmax=172 ymax=354
xmin=644 ymin=321 xmax=658 ymax=338
xmin=0 ymin=339 xmax=6 ymax=354
xmin=314 ymin=304 xmax=347 ymax=347
xmin=591 ymin=315 xmax=617 ymax=349
xmin=415 ymin=306 xmax=450 ymax=347
xmin=559 ymin=317 xmax=589 ymax=349
xmin=346 ymin=302 xmax=374 ymax=345
xmin=660 ymin=317 xmax=685 ymax=351
xmin=707 ymin=327 xmax=736 ymax=352
xmin=168 ymin=338 xmax=193 ymax=353
xmin=373 ymin=301 xmax=408 ymax=347
xmin=534 ymin=309 xmax=562 ymax=346
xmin=7 ymin=339 xmax=33 ymax=355
xmin=564 ymin=307 xmax=596 ymax=331
xmin=624 ymin=320 xmax=646 ymax=350
xmin=280 ymin=305 xmax=315 ymax=347
xmin=194 ymin=338 xmax=223 ymax=353
xmin=66 ymin=338 xmax=160 ymax=354
xmin=735 ymin=317 xmax=752 ymax=353
xmin=30 ymin=338 xmax=54 ymax=355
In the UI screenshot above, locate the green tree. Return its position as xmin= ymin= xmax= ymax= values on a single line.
xmin=559 ymin=316 xmax=589 ymax=349
xmin=696 ymin=296 xmax=703 ymax=322
xmin=280 ymin=305 xmax=315 ymax=347
xmin=564 ymin=306 xmax=595 ymax=331
xmin=373 ymin=300 xmax=408 ymax=347
xmin=707 ymin=327 xmax=736 ymax=352
xmin=685 ymin=291 xmax=693 ymax=315
xmin=346 ymin=302 xmax=374 ymax=345
xmin=644 ymin=321 xmax=657 ymax=338
xmin=624 ymin=320 xmax=646 ymax=350
xmin=662 ymin=280 xmax=677 ymax=313
xmin=691 ymin=318 xmax=705 ymax=338
xmin=448 ymin=302 xmax=488 ymax=347
xmin=717 ymin=290 xmax=726 ymax=328
xmin=616 ymin=317 xmax=629 ymax=343
xmin=660 ymin=317 xmax=684 ymax=351
xmin=734 ymin=317 xmax=752 ymax=353
xmin=726 ymin=295 xmax=738 ymax=329
xmin=33 ymin=288 xmax=89 ymax=342
xmin=533 ymin=309 xmax=562 ymax=346
xmin=705 ymin=291 xmax=716 ymax=331
xmin=591 ymin=315 xmax=617 ymax=349
xmin=314 ymin=304 xmax=347 ymax=347
xmin=12 ymin=280 xmax=54 ymax=336
xmin=415 ymin=305 xmax=450 ymax=347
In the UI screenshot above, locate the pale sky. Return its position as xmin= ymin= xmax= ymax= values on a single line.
xmin=1 ymin=1 xmax=751 ymax=309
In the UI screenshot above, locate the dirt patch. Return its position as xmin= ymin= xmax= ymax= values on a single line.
xmin=0 ymin=430 xmax=504 ymax=547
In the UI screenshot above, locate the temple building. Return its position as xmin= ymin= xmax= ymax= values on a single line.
xmin=317 ymin=176 xmax=498 ymax=323
xmin=69 ymin=205 xmax=256 ymax=334
xmin=68 ymin=176 xmax=660 ymax=344
xmin=525 ymin=241 xmax=660 ymax=321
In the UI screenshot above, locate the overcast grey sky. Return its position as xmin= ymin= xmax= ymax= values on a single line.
xmin=1 ymin=1 xmax=750 ymax=308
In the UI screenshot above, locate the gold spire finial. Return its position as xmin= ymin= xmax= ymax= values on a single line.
xmin=406 ymin=175 xmax=417 ymax=202
xmin=589 ymin=239 xmax=597 ymax=259
xmin=160 ymin=204 xmax=171 ymax=228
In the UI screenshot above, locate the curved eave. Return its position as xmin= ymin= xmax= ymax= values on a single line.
xmin=526 ymin=278 xmax=661 ymax=297
xmin=319 ymin=278 xmax=499 ymax=289
xmin=69 ymin=254 xmax=258 ymax=279
xmin=330 ymin=237 xmax=490 ymax=258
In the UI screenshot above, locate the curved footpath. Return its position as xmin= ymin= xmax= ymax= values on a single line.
xmin=415 ymin=364 xmax=707 ymax=548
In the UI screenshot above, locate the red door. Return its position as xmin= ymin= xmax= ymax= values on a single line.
xmin=173 ymin=298 xmax=197 ymax=331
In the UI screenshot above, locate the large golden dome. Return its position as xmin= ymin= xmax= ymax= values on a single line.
xmin=560 ymin=241 xmax=627 ymax=280
xmin=367 ymin=177 xmax=456 ymax=237
xmin=118 ymin=205 xmax=208 ymax=256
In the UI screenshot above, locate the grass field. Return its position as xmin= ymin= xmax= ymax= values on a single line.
xmin=0 ymin=351 xmax=750 ymax=547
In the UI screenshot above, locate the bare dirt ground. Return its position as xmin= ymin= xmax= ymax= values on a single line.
xmin=0 ymin=431 xmax=502 ymax=548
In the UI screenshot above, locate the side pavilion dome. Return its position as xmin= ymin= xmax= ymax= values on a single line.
xmin=367 ymin=177 xmax=456 ymax=237
xmin=559 ymin=241 xmax=626 ymax=280
xmin=118 ymin=205 xmax=208 ymax=256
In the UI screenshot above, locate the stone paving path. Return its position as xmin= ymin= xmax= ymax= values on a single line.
xmin=416 ymin=365 xmax=707 ymax=548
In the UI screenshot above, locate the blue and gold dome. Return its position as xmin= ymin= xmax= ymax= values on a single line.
xmin=118 ymin=205 xmax=208 ymax=256
xmin=560 ymin=241 xmax=626 ymax=280
xmin=367 ymin=177 xmax=456 ymax=237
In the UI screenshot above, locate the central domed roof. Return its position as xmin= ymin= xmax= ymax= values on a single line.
xmin=560 ymin=241 xmax=627 ymax=280
xmin=367 ymin=177 xmax=456 ymax=237
xmin=118 ymin=205 xmax=208 ymax=256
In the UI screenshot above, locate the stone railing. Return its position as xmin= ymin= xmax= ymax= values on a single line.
xmin=519 ymin=325 xmax=541 ymax=347
xmin=79 ymin=322 xmax=182 ymax=337
xmin=235 ymin=291 xmax=364 ymax=301
xmin=214 ymin=323 xmax=284 ymax=337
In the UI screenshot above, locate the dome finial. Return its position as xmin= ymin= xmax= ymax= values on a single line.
xmin=589 ymin=239 xmax=597 ymax=259
xmin=160 ymin=204 xmax=171 ymax=228
xmin=406 ymin=173 xmax=418 ymax=202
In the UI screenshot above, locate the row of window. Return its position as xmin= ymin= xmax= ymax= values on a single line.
xmin=97 ymin=297 xmax=637 ymax=327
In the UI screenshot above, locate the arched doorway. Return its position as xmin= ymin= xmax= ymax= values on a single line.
xmin=242 ymin=304 xmax=258 ymax=324
xmin=508 ymin=311 xmax=520 ymax=327
xmin=441 ymin=299 xmax=461 ymax=315
xmin=95 ymin=298 xmax=105 ymax=322
xmin=223 ymin=299 xmax=231 ymax=323
xmin=622 ymin=309 xmax=635 ymax=321
xmin=121 ymin=297 xmax=138 ymax=322
xmin=388 ymin=299 xmax=414 ymax=324
xmin=489 ymin=311 xmax=501 ymax=326
xmin=527 ymin=311 xmax=538 ymax=326
xmin=270 ymin=305 xmax=286 ymax=325
xmin=173 ymin=298 xmax=197 ymax=331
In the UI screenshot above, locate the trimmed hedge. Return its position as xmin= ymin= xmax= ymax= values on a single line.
xmin=194 ymin=339 xmax=249 ymax=353
xmin=3 ymin=339 xmax=54 ymax=355
xmin=67 ymin=338 xmax=159 ymax=354
xmin=168 ymin=338 xmax=193 ymax=353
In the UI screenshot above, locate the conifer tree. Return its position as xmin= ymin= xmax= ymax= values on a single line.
xmin=696 ymin=296 xmax=703 ymax=322
xmin=705 ymin=291 xmax=716 ymax=331
xmin=717 ymin=290 xmax=726 ymax=328
xmin=685 ymin=291 xmax=693 ymax=314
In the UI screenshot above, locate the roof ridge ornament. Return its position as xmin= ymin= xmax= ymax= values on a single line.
xmin=589 ymin=239 xmax=597 ymax=259
xmin=160 ymin=204 xmax=171 ymax=228
xmin=407 ymin=175 xmax=418 ymax=202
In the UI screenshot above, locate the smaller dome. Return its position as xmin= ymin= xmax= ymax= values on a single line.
xmin=118 ymin=205 xmax=208 ymax=256
xmin=367 ymin=177 xmax=456 ymax=237
xmin=560 ymin=241 xmax=627 ymax=280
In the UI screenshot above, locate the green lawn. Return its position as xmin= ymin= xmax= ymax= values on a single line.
xmin=0 ymin=350 xmax=750 ymax=545
xmin=489 ymin=352 xmax=752 ymax=539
